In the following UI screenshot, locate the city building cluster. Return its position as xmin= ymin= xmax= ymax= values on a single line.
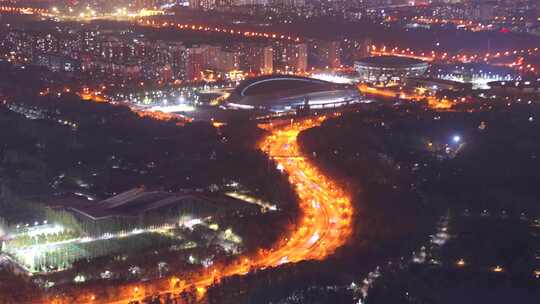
xmin=1 ymin=1 xmax=540 ymax=303
xmin=0 ymin=23 xmax=371 ymax=84
xmin=388 ymin=0 xmax=540 ymax=35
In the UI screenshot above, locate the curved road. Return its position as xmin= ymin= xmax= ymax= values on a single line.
xmin=48 ymin=116 xmax=353 ymax=303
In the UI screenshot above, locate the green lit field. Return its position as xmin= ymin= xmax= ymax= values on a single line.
xmin=5 ymin=231 xmax=181 ymax=273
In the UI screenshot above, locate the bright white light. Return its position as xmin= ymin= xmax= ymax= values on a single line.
xmin=224 ymin=191 xmax=277 ymax=212
xmin=308 ymin=232 xmax=320 ymax=246
xmin=453 ymin=135 xmax=461 ymax=143
xmin=180 ymin=217 xmax=202 ymax=229
xmin=311 ymin=73 xmax=355 ymax=84
xmin=149 ymin=104 xmax=194 ymax=112
xmin=227 ymin=103 xmax=255 ymax=110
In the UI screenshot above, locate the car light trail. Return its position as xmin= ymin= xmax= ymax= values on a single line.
xmin=43 ymin=116 xmax=353 ymax=304
xmin=137 ymin=19 xmax=302 ymax=43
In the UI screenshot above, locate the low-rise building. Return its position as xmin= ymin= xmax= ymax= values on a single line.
xmin=52 ymin=187 xmax=260 ymax=236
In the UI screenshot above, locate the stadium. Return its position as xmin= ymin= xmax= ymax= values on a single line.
xmin=225 ymin=75 xmax=363 ymax=113
xmin=354 ymin=56 xmax=429 ymax=82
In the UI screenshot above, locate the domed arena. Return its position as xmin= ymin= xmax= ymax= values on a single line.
xmin=225 ymin=75 xmax=364 ymax=113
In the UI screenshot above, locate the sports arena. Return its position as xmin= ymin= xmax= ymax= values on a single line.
xmin=354 ymin=56 xmax=429 ymax=82
xmin=225 ymin=75 xmax=363 ymax=113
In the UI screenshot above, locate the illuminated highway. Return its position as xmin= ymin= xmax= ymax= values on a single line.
xmin=46 ymin=116 xmax=353 ymax=304
xmin=137 ymin=19 xmax=302 ymax=43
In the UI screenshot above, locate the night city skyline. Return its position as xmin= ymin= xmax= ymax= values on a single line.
xmin=0 ymin=1 xmax=539 ymax=303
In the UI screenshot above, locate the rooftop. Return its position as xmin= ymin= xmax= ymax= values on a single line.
xmin=235 ymin=75 xmax=333 ymax=97
xmin=355 ymin=56 xmax=428 ymax=67
xmin=50 ymin=187 xmax=260 ymax=220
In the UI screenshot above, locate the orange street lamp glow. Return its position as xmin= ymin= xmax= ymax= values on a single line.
xmin=44 ymin=116 xmax=353 ymax=304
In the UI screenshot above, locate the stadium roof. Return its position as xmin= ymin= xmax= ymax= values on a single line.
xmin=234 ymin=75 xmax=333 ymax=96
xmin=228 ymin=75 xmax=360 ymax=110
xmin=355 ymin=56 xmax=428 ymax=67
